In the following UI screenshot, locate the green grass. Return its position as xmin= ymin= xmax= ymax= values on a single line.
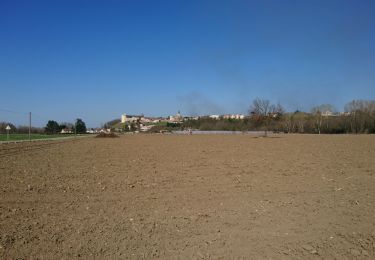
xmin=112 ymin=122 xmax=125 ymax=129
xmin=111 ymin=121 xmax=168 ymax=128
xmin=0 ymin=134 xmax=77 ymax=141
xmin=148 ymin=121 xmax=167 ymax=126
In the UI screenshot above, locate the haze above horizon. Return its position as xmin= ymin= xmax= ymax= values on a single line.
xmin=1 ymin=0 xmax=375 ymax=127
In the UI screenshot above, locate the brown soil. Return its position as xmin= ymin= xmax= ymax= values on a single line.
xmin=1 ymin=134 xmax=375 ymax=259
xmin=95 ymin=132 xmax=119 ymax=138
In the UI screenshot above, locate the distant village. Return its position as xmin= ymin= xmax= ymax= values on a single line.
xmin=59 ymin=112 xmax=246 ymax=134
xmin=57 ymin=109 xmax=350 ymax=134
xmin=110 ymin=112 xmax=247 ymax=132
xmin=2 ymin=99 xmax=373 ymax=136
xmin=2 ymin=99 xmax=363 ymax=136
xmin=103 ymin=109 xmax=348 ymax=133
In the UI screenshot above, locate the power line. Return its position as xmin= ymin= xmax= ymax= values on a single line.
xmin=0 ymin=108 xmax=51 ymax=122
xmin=31 ymin=113 xmax=51 ymax=121
xmin=0 ymin=108 xmax=29 ymax=115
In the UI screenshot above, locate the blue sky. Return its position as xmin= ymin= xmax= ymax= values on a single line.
xmin=1 ymin=0 xmax=374 ymax=127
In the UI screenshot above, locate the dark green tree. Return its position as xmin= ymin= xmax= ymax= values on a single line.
xmin=75 ymin=119 xmax=87 ymax=134
xmin=45 ymin=120 xmax=60 ymax=134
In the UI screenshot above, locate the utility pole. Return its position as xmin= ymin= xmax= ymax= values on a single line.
xmin=29 ymin=112 xmax=31 ymax=141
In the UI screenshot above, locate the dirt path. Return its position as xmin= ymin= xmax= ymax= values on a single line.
xmin=1 ymin=134 xmax=375 ymax=259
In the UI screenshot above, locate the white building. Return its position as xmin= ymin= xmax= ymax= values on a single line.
xmin=223 ymin=114 xmax=245 ymax=119
xmin=322 ymin=111 xmax=334 ymax=117
xmin=121 ymin=114 xmax=142 ymax=123
xmin=60 ymin=128 xmax=73 ymax=134
xmin=121 ymin=114 xmax=127 ymax=123
xmin=209 ymin=115 xmax=220 ymax=120
xmin=169 ymin=111 xmax=183 ymax=122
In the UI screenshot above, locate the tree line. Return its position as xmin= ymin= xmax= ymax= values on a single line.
xmin=182 ymin=99 xmax=375 ymax=134
xmin=0 ymin=122 xmax=44 ymax=134
xmin=44 ymin=119 xmax=87 ymax=134
xmin=0 ymin=119 xmax=87 ymax=135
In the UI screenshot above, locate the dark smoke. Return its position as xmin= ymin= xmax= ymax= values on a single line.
xmin=177 ymin=92 xmax=224 ymax=116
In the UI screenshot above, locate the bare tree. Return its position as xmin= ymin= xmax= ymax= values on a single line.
xmin=311 ymin=104 xmax=334 ymax=134
xmin=249 ymin=98 xmax=283 ymax=136
xmin=345 ymin=100 xmax=375 ymax=133
xmin=281 ymin=113 xmax=293 ymax=133
xmin=293 ymin=111 xmax=308 ymax=133
xmin=0 ymin=122 xmax=16 ymax=133
xmin=345 ymin=100 xmax=368 ymax=133
xmin=251 ymin=99 xmax=271 ymax=116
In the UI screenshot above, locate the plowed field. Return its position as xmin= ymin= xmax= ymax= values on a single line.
xmin=1 ymin=134 xmax=375 ymax=259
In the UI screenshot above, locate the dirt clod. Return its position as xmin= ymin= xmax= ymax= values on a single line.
xmin=95 ymin=132 xmax=119 ymax=138
xmin=350 ymin=248 xmax=361 ymax=256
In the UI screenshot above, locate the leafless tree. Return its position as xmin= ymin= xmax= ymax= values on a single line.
xmin=345 ymin=100 xmax=375 ymax=133
xmin=250 ymin=99 xmax=271 ymax=116
xmin=345 ymin=100 xmax=367 ymax=133
xmin=311 ymin=104 xmax=334 ymax=134
xmin=281 ymin=113 xmax=295 ymax=133
xmin=249 ymin=98 xmax=284 ymax=136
